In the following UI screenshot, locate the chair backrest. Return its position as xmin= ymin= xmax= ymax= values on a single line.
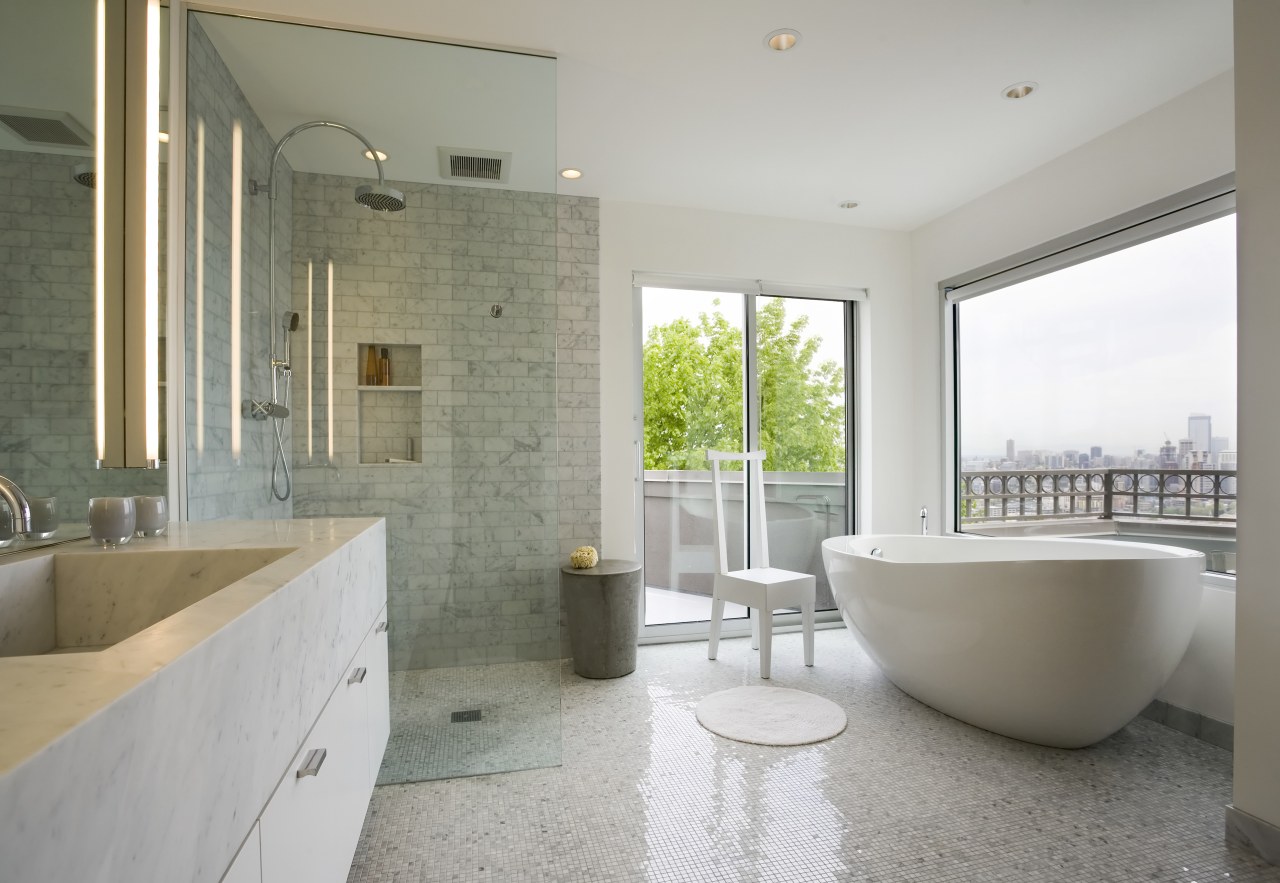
xmin=706 ymin=450 xmax=769 ymax=573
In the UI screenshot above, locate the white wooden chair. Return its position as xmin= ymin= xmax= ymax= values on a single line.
xmin=706 ymin=450 xmax=816 ymax=679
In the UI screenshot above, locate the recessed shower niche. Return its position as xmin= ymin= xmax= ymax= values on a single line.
xmin=356 ymin=343 xmax=422 ymax=466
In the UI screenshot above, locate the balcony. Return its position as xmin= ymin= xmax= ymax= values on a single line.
xmin=960 ymin=467 xmax=1236 ymax=572
xmin=639 ymin=467 xmax=1237 ymax=626
xmin=642 ymin=470 xmax=847 ymax=625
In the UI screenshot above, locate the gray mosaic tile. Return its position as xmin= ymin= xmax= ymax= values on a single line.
xmin=377 ymin=660 xmax=561 ymax=784
xmin=349 ymin=630 xmax=1280 ymax=882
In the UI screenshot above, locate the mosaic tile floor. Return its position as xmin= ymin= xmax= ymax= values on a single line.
xmin=349 ymin=629 xmax=1280 ymax=882
xmin=377 ymin=660 xmax=562 ymax=785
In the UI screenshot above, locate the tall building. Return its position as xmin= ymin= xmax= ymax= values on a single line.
xmin=1159 ymin=440 xmax=1179 ymax=469
xmin=1188 ymin=413 xmax=1212 ymax=452
xmin=1090 ymin=446 xmax=1102 ymax=460
xmin=1006 ymin=439 xmax=1015 ymax=462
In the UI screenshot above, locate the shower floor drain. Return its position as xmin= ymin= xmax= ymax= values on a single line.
xmin=450 ymin=709 xmax=482 ymax=723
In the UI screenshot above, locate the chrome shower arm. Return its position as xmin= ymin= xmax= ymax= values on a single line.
xmin=265 ymin=120 xmax=387 ymax=199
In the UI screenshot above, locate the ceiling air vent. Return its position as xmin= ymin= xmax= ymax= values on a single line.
xmin=0 ymin=107 xmax=92 ymax=149
xmin=438 ymin=147 xmax=511 ymax=184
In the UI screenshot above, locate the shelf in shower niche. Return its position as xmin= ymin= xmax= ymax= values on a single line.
xmin=356 ymin=383 xmax=422 ymax=467
xmin=356 ymin=343 xmax=422 ymax=388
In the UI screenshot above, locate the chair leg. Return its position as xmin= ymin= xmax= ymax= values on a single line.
xmin=750 ymin=609 xmax=760 ymax=650
xmin=708 ymin=597 xmax=725 ymax=660
xmin=801 ymin=601 xmax=815 ymax=667
xmin=758 ymin=608 xmax=773 ymax=679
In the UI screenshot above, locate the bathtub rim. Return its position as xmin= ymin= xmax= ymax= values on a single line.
xmin=821 ymin=533 xmax=1207 ymax=566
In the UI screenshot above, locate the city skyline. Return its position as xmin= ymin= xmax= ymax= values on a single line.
xmin=964 ymin=412 xmax=1232 ymax=465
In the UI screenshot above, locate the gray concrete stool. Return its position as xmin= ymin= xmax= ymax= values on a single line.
xmin=561 ymin=559 xmax=641 ymax=678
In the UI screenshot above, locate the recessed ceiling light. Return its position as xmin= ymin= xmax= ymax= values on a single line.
xmin=764 ymin=28 xmax=801 ymax=51
xmin=839 ymin=201 xmax=859 ymax=209
xmin=363 ymin=148 xmax=389 ymax=161
xmin=1002 ymin=81 xmax=1038 ymax=100
xmin=559 ymin=167 xmax=583 ymax=180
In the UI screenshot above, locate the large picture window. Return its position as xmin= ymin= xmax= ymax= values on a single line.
xmin=949 ymin=191 xmax=1237 ymax=573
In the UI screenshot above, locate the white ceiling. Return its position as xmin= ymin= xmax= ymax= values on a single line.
xmin=7 ymin=0 xmax=1237 ymax=230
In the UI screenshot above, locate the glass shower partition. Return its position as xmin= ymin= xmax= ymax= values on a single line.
xmin=183 ymin=10 xmax=564 ymax=783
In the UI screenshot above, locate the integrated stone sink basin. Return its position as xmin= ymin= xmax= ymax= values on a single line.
xmin=0 ymin=546 xmax=294 ymax=657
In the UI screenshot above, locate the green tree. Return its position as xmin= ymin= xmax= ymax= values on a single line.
xmin=642 ymin=298 xmax=845 ymax=471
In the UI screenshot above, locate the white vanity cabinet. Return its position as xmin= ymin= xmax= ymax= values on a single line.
xmin=255 ymin=611 xmax=389 ymax=883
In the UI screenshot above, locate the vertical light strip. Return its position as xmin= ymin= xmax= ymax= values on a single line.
xmin=195 ymin=118 xmax=205 ymax=454
xmin=93 ymin=0 xmax=107 ymax=462
xmin=143 ymin=0 xmax=160 ymax=462
xmin=326 ymin=259 xmax=334 ymax=464
xmin=306 ymin=260 xmax=314 ymax=462
xmin=230 ymin=120 xmax=243 ymax=461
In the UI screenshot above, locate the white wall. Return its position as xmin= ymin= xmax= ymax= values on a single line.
xmin=598 ymin=201 xmax=912 ymax=559
xmin=1159 ymin=583 xmax=1236 ymax=723
xmin=1232 ymin=0 xmax=1280 ymax=835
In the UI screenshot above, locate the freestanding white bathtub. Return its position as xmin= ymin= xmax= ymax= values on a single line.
xmin=820 ymin=534 xmax=1205 ymax=748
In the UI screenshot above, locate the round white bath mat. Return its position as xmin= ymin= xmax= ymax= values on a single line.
xmin=696 ymin=685 xmax=847 ymax=746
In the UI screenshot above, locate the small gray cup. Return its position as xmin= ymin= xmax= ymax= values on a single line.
xmin=89 ymin=497 xmax=136 ymax=547
xmin=133 ymin=495 xmax=168 ymax=537
xmin=24 ymin=496 xmax=58 ymax=540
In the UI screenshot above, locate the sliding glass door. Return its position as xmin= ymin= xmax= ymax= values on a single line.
xmin=639 ymin=285 xmax=853 ymax=628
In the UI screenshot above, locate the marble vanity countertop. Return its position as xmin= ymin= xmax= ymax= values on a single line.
xmin=0 ymin=517 xmax=383 ymax=777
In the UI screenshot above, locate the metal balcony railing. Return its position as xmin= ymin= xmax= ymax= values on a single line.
xmin=960 ymin=468 xmax=1237 ymax=524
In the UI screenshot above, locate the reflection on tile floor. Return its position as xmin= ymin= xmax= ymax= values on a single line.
xmin=377 ymin=660 xmax=562 ymax=785
xmin=350 ymin=630 xmax=1280 ymax=882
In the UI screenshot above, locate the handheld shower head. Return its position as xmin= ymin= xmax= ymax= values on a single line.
xmin=280 ymin=312 xmax=300 ymax=370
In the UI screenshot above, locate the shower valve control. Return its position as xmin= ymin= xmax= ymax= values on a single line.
xmin=243 ymin=399 xmax=272 ymax=421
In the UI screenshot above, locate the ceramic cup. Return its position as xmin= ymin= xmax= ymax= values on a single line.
xmin=133 ymin=495 xmax=168 ymax=538
xmin=23 ymin=496 xmax=58 ymax=540
xmin=88 ymin=496 xmax=136 ymax=547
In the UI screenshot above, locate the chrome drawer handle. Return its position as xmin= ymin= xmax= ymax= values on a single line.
xmin=348 ymin=667 xmax=367 ymax=685
xmin=376 ymin=621 xmax=389 ymax=634
xmin=297 ymin=748 xmax=327 ymax=778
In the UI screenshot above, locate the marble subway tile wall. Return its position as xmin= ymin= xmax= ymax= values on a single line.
xmin=290 ymin=174 xmax=600 ymax=668
xmin=184 ymin=17 xmax=293 ymax=521
xmin=0 ymin=149 xmax=165 ymax=523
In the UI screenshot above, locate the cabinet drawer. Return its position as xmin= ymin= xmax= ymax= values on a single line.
xmin=365 ymin=608 xmax=391 ymax=783
xmin=259 ymin=656 xmax=370 ymax=883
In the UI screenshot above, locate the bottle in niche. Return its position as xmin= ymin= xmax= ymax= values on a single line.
xmin=364 ymin=345 xmax=378 ymax=386
xmin=379 ymin=348 xmax=391 ymax=386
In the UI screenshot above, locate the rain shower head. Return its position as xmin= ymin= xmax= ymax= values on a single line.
xmin=71 ymin=163 xmax=95 ymax=188
xmin=355 ymin=183 xmax=406 ymax=213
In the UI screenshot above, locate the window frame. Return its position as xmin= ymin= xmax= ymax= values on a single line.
xmin=631 ymin=274 xmax=864 ymax=642
xmin=940 ymin=175 xmax=1237 ymax=536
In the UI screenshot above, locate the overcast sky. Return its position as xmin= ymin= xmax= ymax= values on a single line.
xmin=958 ymin=214 xmax=1236 ymax=457
xmin=639 ymin=214 xmax=1236 ymax=461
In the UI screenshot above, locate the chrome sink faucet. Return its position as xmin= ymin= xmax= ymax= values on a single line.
xmin=920 ymin=506 xmax=928 ymax=536
xmin=0 ymin=475 xmax=32 ymax=536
